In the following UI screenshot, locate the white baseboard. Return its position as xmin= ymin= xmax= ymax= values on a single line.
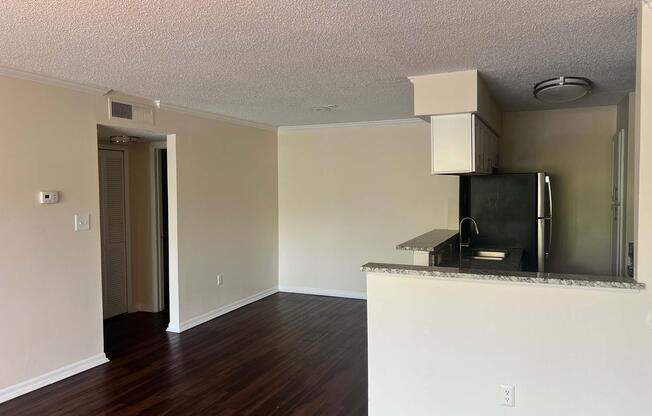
xmin=279 ymin=285 xmax=367 ymax=300
xmin=166 ymin=322 xmax=181 ymax=332
xmin=0 ymin=353 xmax=109 ymax=404
xmin=166 ymin=287 xmax=278 ymax=333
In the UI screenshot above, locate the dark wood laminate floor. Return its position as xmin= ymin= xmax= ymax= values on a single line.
xmin=0 ymin=293 xmax=368 ymax=415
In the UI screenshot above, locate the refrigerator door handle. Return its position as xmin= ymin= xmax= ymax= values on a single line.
xmin=546 ymin=175 xmax=553 ymax=219
xmin=545 ymin=175 xmax=553 ymax=258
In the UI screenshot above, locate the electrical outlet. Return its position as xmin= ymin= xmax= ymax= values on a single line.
xmin=216 ymin=274 xmax=223 ymax=286
xmin=501 ymin=384 xmax=515 ymax=407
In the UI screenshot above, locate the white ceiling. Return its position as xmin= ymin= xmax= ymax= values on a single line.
xmin=0 ymin=0 xmax=638 ymax=127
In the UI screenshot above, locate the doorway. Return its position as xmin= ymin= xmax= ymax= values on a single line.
xmin=97 ymin=125 xmax=171 ymax=358
xmin=155 ymin=147 xmax=170 ymax=312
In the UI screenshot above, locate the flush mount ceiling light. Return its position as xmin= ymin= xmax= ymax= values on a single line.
xmin=311 ymin=104 xmax=337 ymax=112
xmin=533 ymin=76 xmax=592 ymax=104
xmin=110 ymin=135 xmax=141 ymax=144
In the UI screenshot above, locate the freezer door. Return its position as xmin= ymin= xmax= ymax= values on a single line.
xmin=464 ymin=173 xmax=539 ymax=272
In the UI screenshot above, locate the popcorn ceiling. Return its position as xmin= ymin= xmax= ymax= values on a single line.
xmin=0 ymin=0 xmax=638 ymax=126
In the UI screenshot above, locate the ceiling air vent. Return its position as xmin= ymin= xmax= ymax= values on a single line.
xmin=111 ymin=101 xmax=133 ymax=119
xmin=108 ymin=99 xmax=155 ymax=125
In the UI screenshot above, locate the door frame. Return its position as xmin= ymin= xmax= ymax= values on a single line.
xmin=98 ymin=144 xmax=133 ymax=315
xmin=149 ymin=140 xmax=168 ymax=312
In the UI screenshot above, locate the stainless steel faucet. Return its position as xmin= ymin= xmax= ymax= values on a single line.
xmin=459 ymin=216 xmax=480 ymax=261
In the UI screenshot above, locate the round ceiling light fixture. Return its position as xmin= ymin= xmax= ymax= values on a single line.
xmin=110 ymin=135 xmax=139 ymax=144
xmin=533 ymin=76 xmax=592 ymax=104
xmin=311 ymin=104 xmax=337 ymax=112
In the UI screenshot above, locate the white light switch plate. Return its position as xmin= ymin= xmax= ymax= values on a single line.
xmin=74 ymin=214 xmax=90 ymax=231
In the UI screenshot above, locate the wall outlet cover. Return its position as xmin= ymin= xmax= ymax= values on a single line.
xmin=501 ymin=384 xmax=515 ymax=407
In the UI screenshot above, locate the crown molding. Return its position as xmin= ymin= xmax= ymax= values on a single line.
xmin=277 ymin=118 xmax=426 ymax=132
xmin=0 ymin=65 xmax=111 ymax=95
xmin=0 ymin=65 xmax=276 ymax=132
xmin=159 ymin=103 xmax=277 ymax=132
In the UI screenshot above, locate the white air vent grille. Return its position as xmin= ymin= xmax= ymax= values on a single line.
xmin=111 ymin=101 xmax=133 ymax=119
xmin=108 ymin=99 xmax=155 ymax=125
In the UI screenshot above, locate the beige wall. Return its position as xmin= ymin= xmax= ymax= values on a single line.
xmin=500 ymin=107 xmax=616 ymax=275
xmin=0 ymin=76 xmax=105 ymax=392
xmin=0 ymin=74 xmax=278 ymax=393
xmin=278 ymin=121 xmax=458 ymax=296
xmin=158 ymin=110 xmax=278 ymax=323
xmin=127 ymin=142 xmax=156 ymax=310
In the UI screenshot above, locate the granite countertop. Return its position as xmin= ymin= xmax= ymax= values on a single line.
xmin=361 ymin=262 xmax=645 ymax=290
xmin=396 ymin=229 xmax=459 ymax=252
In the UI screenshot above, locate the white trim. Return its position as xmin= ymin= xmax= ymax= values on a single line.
xmin=0 ymin=65 xmax=111 ymax=95
xmin=159 ymin=103 xmax=276 ymax=132
xmin=279 ymin=285 xmax=367 ymax=300
xmin=166 ymin=322 xmax=181 ymax=333
xmin=0 ymin=353 xmax=108 ymax=404
xmin=166 ymin=287 xmax=278 ymax=333
xmin=165 ymin=134 xmax=181 ymax=331
xmin=277 ymin=118 xmax=425 ymax=132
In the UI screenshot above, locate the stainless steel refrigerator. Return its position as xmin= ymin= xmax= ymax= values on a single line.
xmin=459 ymin=173 xmax=553 ymax=272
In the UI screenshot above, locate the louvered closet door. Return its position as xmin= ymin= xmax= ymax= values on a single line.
xmin=99 ymin=149 xmax=128 ymax=319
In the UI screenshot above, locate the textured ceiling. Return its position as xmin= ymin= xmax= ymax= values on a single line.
xmin=0 ymin=0 xmax=638 ymax=127
xmin=97 ymin=124 xmax=167 ymax=142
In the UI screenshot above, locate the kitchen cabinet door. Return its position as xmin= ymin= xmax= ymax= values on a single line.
xmin=431 ymin=113 xmax=498 ymax=174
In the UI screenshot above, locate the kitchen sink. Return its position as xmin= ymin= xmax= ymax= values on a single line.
xmin=469 ymin=249 xmax=510 ymax=261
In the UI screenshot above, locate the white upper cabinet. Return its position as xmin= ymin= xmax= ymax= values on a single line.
xmin=409 ymin=70 xmax=502 ymax=175
xmin=430 ymin=113 xmax=498 ymax=175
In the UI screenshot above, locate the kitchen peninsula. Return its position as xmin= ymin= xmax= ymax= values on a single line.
xmin=379 ymin=228 xmax=644 ymax=290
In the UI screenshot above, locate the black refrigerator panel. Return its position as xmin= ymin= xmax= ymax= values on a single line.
xmin=460 ymin=174 xmax=539 ymax=272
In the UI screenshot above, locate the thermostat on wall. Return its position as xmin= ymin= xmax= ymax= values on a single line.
xmin=39 ymin=191 xmax=60 ymax=204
